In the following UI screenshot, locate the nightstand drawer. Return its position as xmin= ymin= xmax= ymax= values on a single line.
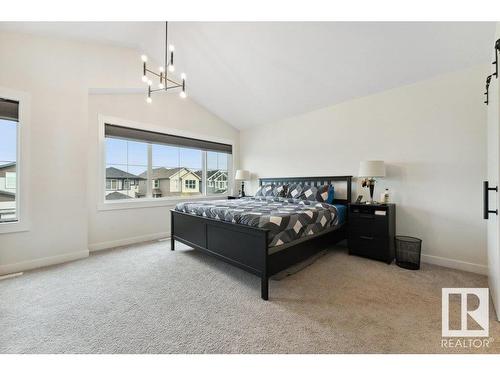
xmin=348 ymin=235 xmax=390 ymax=261
xmin=349 ymin=214 xmax=388 ymax=235
xmin=348 ymin=203 xmax=395 ymax=264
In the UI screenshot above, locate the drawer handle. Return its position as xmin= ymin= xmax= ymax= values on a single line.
xmin=359 ymin=214 xmax=374 ymax=219
xmin=359 ymin=235 xmax=374 ymax=240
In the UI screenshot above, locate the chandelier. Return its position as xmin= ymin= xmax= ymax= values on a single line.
xmin=140 ymin=21 xmax=187 ymax=103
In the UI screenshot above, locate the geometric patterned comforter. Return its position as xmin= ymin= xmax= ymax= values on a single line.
xmin=175 ymin=196 xmax=342 ymax=247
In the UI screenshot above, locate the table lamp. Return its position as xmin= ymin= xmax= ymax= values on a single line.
xmin=358 ymin=161 xmax=385 ymax=203
xmin=234 ymin=170 xmax=250 ymax=197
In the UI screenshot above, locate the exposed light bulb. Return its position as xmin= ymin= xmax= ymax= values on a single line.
xmin=181 ymin=73 xmax=186 ymax=80
xmin=147 ymin=80 xmax=153 ymax=86
xmin=159 ymin=66 xmax=165 ymax=73
xmin=141 ymin=54 xmax=148 ymax=62
xmin=180 ymin=91 xmax=187 ymax=99
xmin=169 ymin=44 xmax=175 ymax=52
xmin=141 ymin=75 xmax=148 ymax=83
xmin=168 ymin=64 xmax=175 ymax=72
xmin=146 ymin=97 xmax=152 ymax=104
xmin=158 ymin=82 xmax=165 ymax=89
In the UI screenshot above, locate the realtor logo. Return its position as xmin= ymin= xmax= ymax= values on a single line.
xmin=442 ymin=288 xmax=489 ymax=337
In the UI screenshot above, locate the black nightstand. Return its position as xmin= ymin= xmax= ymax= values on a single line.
xmin=348 ymin=203 xmax=396 ymax=264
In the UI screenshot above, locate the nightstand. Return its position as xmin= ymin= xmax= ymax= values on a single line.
xmin=348 ymin=203 xmax=396 ymax=264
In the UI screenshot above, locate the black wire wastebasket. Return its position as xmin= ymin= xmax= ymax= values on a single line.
xmin=395 ymin=236 xmax=422 ymax=270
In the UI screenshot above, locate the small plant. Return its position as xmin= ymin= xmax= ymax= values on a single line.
xmin=361 ymin=178 xmax=375 ymax=188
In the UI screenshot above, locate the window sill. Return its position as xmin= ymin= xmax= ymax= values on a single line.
xmin=0 ymin=220 xmax=30 ymax=234
xmin=97 ymin=194 xmax=229 ymax=212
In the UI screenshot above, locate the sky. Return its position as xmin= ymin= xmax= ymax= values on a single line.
xmin=0 ymin=119 xmax=17 ymax=165
xmin=106 ymin=137 xmax=228 ymax=176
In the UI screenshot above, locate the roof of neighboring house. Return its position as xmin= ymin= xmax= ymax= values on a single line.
xmin=207 ymin=169 xmax=227 ymax=179
xmin=0 ymin=162 xmax=16 ymax=170
xmin=140 ymin=167 xmax=201 ymax=181
xmin=106 ymin=167 xmax=145 ymax=180
xmin=0 ymin=190 xmax=15 ymax=197
xmin=192 ymin=170 xmax=226 ymax=179
xmin=105 ymin=191 xmax=132 ymax=200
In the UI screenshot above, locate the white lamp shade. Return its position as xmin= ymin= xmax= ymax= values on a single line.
xmin=234 ymin=169 xmax=250 ymax=181
xmin=358 ymin=160 xmax=386 ymax=178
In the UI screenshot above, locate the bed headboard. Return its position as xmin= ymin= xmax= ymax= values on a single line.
xmin=258 ymin=176 xmax=353 ymax=205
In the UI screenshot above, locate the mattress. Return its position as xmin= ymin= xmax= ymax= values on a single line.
xmin=175 ymin=196 xmax=345 ymax=247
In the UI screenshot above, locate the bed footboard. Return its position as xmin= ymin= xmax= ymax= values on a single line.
xmin=170 ymin=210 xmax=270 ymax=300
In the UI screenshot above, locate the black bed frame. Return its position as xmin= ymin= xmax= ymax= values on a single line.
xmin=170 ymin=176 xmax=352 ymax=300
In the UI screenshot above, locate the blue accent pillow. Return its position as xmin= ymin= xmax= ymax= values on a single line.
xmin=326 ymin=185 xmax=335 ymax=204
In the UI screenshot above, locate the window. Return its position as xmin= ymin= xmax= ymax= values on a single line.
xmin=0 ymin=99 xmax=18 ymax=223
xmin=103 ymin=123 xmax=232 ymax=202
xmin=185 ymin=179 xmax=196 ymax=189
xmin=5 ymin=172 xmax=16 ymax=189
xmin=105 ymin=137 xmax=148 ymax=200
xmin=109 ymin=180 xmax=119 ymax=190
xmin=206 ymin=151 xmax=229 ymax=194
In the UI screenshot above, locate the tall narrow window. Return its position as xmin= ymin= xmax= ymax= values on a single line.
xmin=0 ymin=99 xmax=18 ymax=222
xmin=206 ymin=151 xmax=229 ymax=195
xmin=104 ymin=123 xmax=232 ymax=201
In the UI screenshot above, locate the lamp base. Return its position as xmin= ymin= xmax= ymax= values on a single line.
xmin=369 ymin=182 xmax=375 ymax=203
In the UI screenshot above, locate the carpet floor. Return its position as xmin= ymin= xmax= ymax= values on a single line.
xmin=1 ymin=240 xmax=499 ymax=354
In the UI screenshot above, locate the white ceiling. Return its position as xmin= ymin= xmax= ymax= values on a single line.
xmin=0 ymin=22 xmax=495 ymax=129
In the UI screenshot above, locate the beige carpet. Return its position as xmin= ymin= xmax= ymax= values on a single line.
xmin=0 ymin=240 xmax=499 ymax=354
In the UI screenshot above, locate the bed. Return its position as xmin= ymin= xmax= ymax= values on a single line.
xmin=170 ymin=175 xmax=352 ymax=300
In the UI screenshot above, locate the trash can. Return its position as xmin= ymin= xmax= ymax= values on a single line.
xmin=395 ymin=236 xmax=422 ymax=270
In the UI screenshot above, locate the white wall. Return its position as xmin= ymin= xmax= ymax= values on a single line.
xmin=240 ymin=64 xmax=489 ymax=274
xmin=87 ymin=94 xmax=238 ymax=250
xmin=0 ymin=31 xmax=238 ymax=274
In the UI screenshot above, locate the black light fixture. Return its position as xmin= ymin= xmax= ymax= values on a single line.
xmin=493 ymin=39 xmax=500 ymax=79
xmin=485 ymin=75 xmax=492 ymax=105
xmin=140 ymin=21 xmax=187 ymax=103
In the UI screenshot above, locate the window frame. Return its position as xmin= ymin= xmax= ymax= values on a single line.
xmin=0 ymin=87 xmax=31 ymax=234
xmin=98 ymin=115 xmax=234 ymax=211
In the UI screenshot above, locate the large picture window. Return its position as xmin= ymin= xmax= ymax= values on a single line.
xmin=0 ymin=99 xmax=18 ymax=223
xmin=104 ymin=123 xmax=232 ymax=201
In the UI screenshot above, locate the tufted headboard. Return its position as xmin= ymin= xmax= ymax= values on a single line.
xmin=258 ymin=175 xmax=353 ymax=205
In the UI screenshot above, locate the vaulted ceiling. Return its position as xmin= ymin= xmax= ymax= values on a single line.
xmin=0 ymin=22 xmax=495 ymax=129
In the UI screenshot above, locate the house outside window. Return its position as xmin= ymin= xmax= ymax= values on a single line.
xmin=103 ymin=122 xmax=233 ymax=202
xmin=0 ymin=98 xmax=19 ymax=223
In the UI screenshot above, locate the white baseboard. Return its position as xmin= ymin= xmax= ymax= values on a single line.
xmin=421 ymin=253 xmax=488 ymax=275
xmin=0 ymin=250 xmax=89 ymax=276
xmin=89 ymin=231 xmax=171 ymax=252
